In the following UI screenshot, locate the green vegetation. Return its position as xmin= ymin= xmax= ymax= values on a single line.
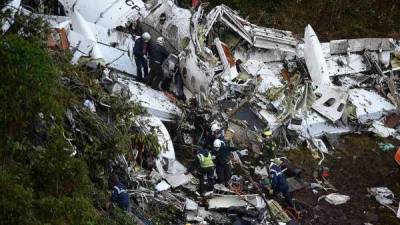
xmin=0 ymin=14 xmax=154 ymax=225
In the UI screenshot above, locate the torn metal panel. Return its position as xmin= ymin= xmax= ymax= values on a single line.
xmin=205 ymin=5 xmax=252 ymax=44
xmin=70 ymin=11 xmax=105 ymax=60
xmin=67 ymin=12 xmax=136 ymax=74
xmin=59 ymin=0 xmax=148 ymax=29
xmin=135 ymin=115 xmax=193 ymax=188
xmin=205 ymin=5 xmax=297 ymax=52
xmin=311 ymin=86 xmax=348 ymax=122
xmin=368 ymin=121 xmax=397 ymax=138
xmin=86 ymin=23 xmax=135 ymax=52
xmin=296 ymin=112 xmax=352 ymax=138
xmin=214 ymin=38 xmax=234 ymax=70
xmin=135 ymin=116 xmax=175 ymax=159
xmin=155 ymin=180 xmax=171 ymax=191
xmin=67 ymin=30 xmax=96 ymax=62
xmin=207 ymin=195 xmax=265 ymax=209
xmin=304 ymin=25 xmax=331 ymax=86
xmin=67 ymin=29 xmax=136 ymax=74
xmin=298 ymin=41 xmax=392 ymax=77
xmin=185 ymin=198 xmax=198 ymax=211
xmin=1 ymin=0 xmax=21 ymax=34
xmin=329 ymin=38 xmax=393 ymax=54
xmin=178 ymin=47 xmax=215 ymax=95
xmin=157 ymin=158 xmax=192 ymax=188
xmin=119 ymin=78 xmax=182 ymax=121
xmin=348 ymin=89 xmax=396 ymax=123
xmin=233 ymin=45 xmax=296 ymax=63
xmin=252 ymin=26 xmax=298 ymax=52
xmin=214 ymin=37 xmax=238 ymax=81
xmin=142 ymin=0 xmax=192 ymax=52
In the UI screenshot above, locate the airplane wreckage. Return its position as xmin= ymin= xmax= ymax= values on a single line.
xmin=3 ymin=0 xmax=400 ymax=224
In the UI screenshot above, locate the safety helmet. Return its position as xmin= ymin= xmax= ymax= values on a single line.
xmin=262 ymin=130 xmax=273 ymax=138
xmin=270 ymin=158 xmax=282 ymax=167
xmin=142 ymin=32 xmax=151 ymax=42
xmin=213 ymin=139 xmax=223 ymax=148
xmin=211 ymin=122 xmax=221 ymax=133
xmin=156 ymin=36 xmax=164 ymax=45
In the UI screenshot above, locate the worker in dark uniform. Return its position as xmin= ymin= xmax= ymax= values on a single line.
xmin=148 ymin=37 xmax=169 ymax=90
xmin=110 ymin=174 xmax=130 ymax=212
xmin=203 ymin=122 xmax=225 ymax=150
xmin=187 ymin=148 xmax=215 ymax=193
xmin=261 ymin=130 xmax=277 ymax=159
xmin=213 ymin=139 xmax=237 ymax=186
xmin=133 ymin=32 xmax=151 ymax=83
xmin=268 ymin=159 xmax=294 ymax=208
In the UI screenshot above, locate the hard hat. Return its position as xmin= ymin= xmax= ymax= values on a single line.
xmin=213 ymin=139 xmax=223 ymax=148
xmin=211 ymin=122 xmax=221 ymax=133
xmin=262 ymin=130 xmax=273 ymax=137
xmin=270 ymin=158 xmax=282 ymax=166
xmin=156 ymin=36 xmax=164 ymax=45
xmin=142 ymin=32 xmax=151 ymax=42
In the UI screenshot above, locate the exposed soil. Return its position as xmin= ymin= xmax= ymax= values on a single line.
xmin=288 ymin=134 xmax=400 ymax=225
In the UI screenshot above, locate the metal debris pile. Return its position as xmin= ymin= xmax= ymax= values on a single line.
xmin=2 ymin=0 xmax=400 ymax=224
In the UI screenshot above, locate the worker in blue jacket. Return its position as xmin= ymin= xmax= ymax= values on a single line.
xmin=111 ymin=174 xmax=130 ymax=212
xmin=268 ymin=159 xmax=293 ymax=208
xmin=213 ymin=139 xmax=237 ymax=186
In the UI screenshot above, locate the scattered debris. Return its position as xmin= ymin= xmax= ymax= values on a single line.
xmin=207 ymin=194 xmax=266 ymax=209
xmin=378 ymin=143 xmax=396 ymax=152
xmin=83 ymin=99 xmax=96 ymax=112
xmin=368 ymin=187 xmax=395 ymax=205
xmin=155 ymin=180 xmax=171 ymax=192
xmin=4 ymin=0 xmax=400 ymax=223
xmin=318 ymin=193 xmax=350 ymax=205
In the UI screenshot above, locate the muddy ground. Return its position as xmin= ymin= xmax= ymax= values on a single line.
xmin=288 ymin=134 xmax=400 ymax=225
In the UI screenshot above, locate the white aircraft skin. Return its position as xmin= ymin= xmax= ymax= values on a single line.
xmin=12 ymin=0 xmax=399 ymax=141
xmin=142 ymin=1 xmax=215 ymax=96
xmin=1 ymin=0 xmax=21 ymax=34
xmin=58 ymin=0 xmax=148 ymax=29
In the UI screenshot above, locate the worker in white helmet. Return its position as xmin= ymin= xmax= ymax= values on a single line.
xmin=203 ymin=121 xmax=225 ymax=150
xmin=148 ymin=36 xmax=170 ymax=90
xmin=213 ymin=138 xmax=237 ymax=186
xmin=133 ymin=32 xmax=151 ymax=82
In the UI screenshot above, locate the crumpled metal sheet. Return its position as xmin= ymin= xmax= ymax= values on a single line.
xmin=207 ymin=194 xmax=265 ymax=209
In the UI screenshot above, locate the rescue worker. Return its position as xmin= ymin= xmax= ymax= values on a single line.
xmin=204 ymin=122 xmax=225 ymax=150
xmin=187 ymin=148 xmax=215 ymax=193
xmin=261 ymin=130 xmax=277 ymax=159
xmin=213 ymin=139 xmax=237 ymax=186
xmin=148 ymin=36 xmax=170 ymax=90
xmin=268 ymin=158 xmax=294 ymax=208
xmin=110 ymin=174 xmax=130 ymax=212
xmin=133 ymin=32 xmax=151 ymax=83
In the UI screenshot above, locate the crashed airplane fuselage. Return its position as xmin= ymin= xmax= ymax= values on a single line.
xmin=10 ymin=0 xmax=400 ymax=144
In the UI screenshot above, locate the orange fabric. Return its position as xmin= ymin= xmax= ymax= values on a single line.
xmin=395 ymin=147 xmax=400 ymax=166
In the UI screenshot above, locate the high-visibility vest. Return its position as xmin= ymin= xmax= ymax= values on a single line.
xmin=395 ymin=147 xmax=400 ymax=166
xmin=197 ymin=153 xmax=214 ymax=168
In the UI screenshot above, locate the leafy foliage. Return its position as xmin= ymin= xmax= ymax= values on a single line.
xmin=0 ymin=14 xmax=137 ymax=225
